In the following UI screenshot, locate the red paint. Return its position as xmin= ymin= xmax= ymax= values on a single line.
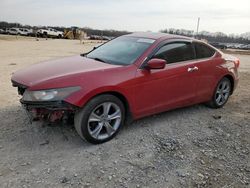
xmin=145 ymin=58 xmax=166 ymax=69
xmin=11 ymin=33 xmax=239 ymax=120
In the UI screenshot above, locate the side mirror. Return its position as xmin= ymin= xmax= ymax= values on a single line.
xmin=145 ymin=58 xmax=166 ymax=70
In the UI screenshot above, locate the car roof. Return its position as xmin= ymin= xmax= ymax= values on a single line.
xmin=125 ymin=32 xmax=192 ymax=41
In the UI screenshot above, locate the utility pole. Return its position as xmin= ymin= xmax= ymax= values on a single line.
xmin=196 ymin=17 xmax=200 ymax=37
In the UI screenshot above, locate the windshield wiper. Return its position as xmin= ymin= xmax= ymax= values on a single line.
xmin=80 ymin=53 xmax=87 ymax=57
xmin=91 ymin=57 xmax=107 ymax=63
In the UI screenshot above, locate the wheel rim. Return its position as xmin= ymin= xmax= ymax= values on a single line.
xmin=87 ymin=102 xmax=122 ymax=140
xmin=215 ymin=80 xmax=231 ymax=106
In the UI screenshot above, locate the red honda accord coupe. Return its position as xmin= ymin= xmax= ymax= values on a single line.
xmin=11 ymin=32 xmax=239 ymax=144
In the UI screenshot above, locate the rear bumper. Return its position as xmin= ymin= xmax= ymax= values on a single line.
xmin=235 ymin=77 xmax=239 ymax=89
xmin=232 ymin=77 xmax=239 ymax=94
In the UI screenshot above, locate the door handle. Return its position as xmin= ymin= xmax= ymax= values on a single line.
xmin=188 ymin=66 xmax=199 ymax=72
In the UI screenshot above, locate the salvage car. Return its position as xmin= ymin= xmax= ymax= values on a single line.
xmin=11 ymin=32 xmax=240 ymax=144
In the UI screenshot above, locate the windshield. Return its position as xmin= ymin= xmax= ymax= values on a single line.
xmin=86 ymin=36 xmax=155 ymax=65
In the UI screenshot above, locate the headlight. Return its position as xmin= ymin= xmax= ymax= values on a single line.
xmin=22 ymin=86 xmax=81 ymax=102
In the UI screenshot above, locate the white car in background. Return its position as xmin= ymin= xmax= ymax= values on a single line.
xmin=6 ymin=28 xmax=19 ymax=35
xmin=6 ymin=28 xmax=33 ymax=36
xmin=36 ymin=28 xmax=63 ymax=38
xmin=19 ymin=28 xmax=33 ymax=36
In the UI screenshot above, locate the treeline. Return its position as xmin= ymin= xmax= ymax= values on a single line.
xmin=0 ymin=21 xmax=24 ymax=29
xmin=1 ymin=21 xmax=249 ymax=43
xmin=161 ymin=28 xmax=250 ymax=44
xmin=196 ymin=34 xmax=250 ymax=44
xmin=81 ymin=27 xmax=130 ymax=37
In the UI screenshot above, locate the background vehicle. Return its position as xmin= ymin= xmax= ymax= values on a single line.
xmin=37 ymin=28 xmax=63 ymax=38
xmin=7 ymin=28 xmax=19 ymax=35
xmin=209 ymin=42 xmax=227 ymax=49
xmin=0 ymin=28 xmax=5 ymax=34
xmin=18 ymin=28 xmax=33 ymax=36
xmin=11 ymin=32 xmax=240 ymax=144
xmin=5 ymin=28 xmax=30 ymax=35
xmin=241 ymin=44 xmax=250 ymax=50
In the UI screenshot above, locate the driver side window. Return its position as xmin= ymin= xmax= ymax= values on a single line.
xmin=153 ymin=42 xmax=195 ymax=64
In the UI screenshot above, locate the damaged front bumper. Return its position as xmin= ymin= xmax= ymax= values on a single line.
xmin=12 ymin=80 xmax=78 ymax=122
xmin=20 ymin=100 xmax=78 ymax=123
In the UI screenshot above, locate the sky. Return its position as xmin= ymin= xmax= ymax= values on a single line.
xmin=1 ymin=0 xmax=250 ymax=34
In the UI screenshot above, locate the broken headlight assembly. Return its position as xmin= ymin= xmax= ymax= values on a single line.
xmin=22 ymin=86 xmax=81 ymax=102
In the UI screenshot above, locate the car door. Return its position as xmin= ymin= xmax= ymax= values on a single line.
xmin=133 ymin=41 xmax=199 ymax=117
xmin=192 ymin=42 xmax=219 ymax=102
xmin=48 ymin=28 xmax=53 ymax=36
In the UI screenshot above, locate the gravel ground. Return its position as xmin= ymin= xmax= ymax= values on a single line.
xmin=0 ymin=35 xmax=249 ymax=188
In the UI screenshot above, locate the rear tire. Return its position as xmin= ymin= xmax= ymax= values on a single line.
xmin=74 ymin=94 xmax=125 ymax=144
xmin=207 ymin=77 xmax=232 ymax=108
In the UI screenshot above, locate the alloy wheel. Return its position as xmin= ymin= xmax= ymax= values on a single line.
xmin=87 ymin=102 xmax=122 ymax=140
xmin=215 ymin=79 xmax=231 ymax=106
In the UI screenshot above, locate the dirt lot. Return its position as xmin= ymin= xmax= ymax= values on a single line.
xmin=0 ymin=35 xmax=249 ymax=188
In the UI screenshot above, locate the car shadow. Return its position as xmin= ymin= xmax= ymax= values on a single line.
xmin=123 ymin=103 xmax=213 ymax=130
xmin=0 ymin=103 xmax=215 ymax=149
xmin=0 ymin=105 xmax=92 ymax=150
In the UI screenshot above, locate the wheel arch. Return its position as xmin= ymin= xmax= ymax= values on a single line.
xmin=97 ymin=91 xmax=130 ymax=114
xmin=73 ymin=91 xmax=129 ymax=144
xmin=223 ymin=74 xmax=235 ymax=94
xmin=74 ymin=89 xmax=133 ymax=121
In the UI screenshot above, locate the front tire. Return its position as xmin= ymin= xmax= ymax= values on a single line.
xmin=74 ymin=94 xmax=125 ymax=144
xmin=207 ymin=77 xmax=232 ymax=108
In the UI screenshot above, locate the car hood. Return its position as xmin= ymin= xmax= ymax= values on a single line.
xmin=12 ymin=55 xmax=122 ymax=87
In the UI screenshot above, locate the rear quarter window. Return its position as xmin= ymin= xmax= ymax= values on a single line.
xmin=194 ymin=42 xmax=215 ymax=59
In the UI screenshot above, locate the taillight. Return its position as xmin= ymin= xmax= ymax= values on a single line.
xmin=235 ymin=59 xmax=240 ymax=68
